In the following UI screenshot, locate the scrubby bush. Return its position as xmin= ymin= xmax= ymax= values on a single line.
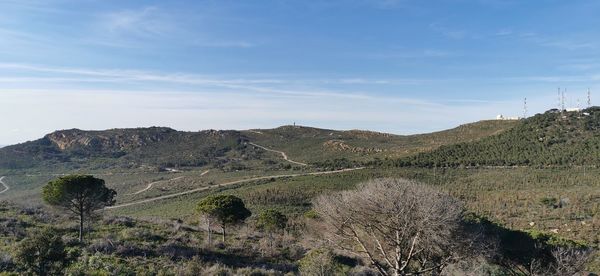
xmin=14 ymin=228 xmax=68 ymax=275
xmin=298 ymin=248 xmax=349 ymax=276
xmin=0 ymin=252 xmax=15 ymax=272
xmin=87 ymin=238 xmax=116 ymax=254
xmin=157 ymin=241 xmax=199 ymax=260
xmin=104 ymin=216 xmax=136 ymax=227
xmin=313 ymin=178 xmax=485 ymax=275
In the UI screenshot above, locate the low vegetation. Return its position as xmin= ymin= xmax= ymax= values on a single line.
xmin=392 ymin=108 xmax=600 ymax=167
xmin=1 ymin=178 xmax=594 ymax=275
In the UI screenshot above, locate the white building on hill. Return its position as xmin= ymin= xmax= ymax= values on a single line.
xmin=496 ymin=114 xmax=521 ymax=120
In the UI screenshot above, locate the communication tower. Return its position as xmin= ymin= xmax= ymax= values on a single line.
xmin=561 ymin=89 xmax=566 ymax=111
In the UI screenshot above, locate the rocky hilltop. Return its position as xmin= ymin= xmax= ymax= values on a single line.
xmin=0 ymin=127 xmax=248 ymax=170
xmin=45 ymin=127 xmax=175 ymax=153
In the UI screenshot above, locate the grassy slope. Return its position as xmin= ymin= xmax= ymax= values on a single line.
xmin=243 ymin=120 xmax=517 ymax=163
xmin=397 ymin=107 xmax=600 ymax=167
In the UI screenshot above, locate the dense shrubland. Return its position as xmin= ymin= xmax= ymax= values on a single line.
xmin=389 ymin=108 xmax=600 ymax=168
xmin=1 ymin=177 xmax=595 ymax=275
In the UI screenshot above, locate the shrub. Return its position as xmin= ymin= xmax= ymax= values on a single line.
xmin=14 ymin=228 xmax=67 ymax=275
xmin=298 ymin=248 xmax=348 ymax=276
xmin=157 ymin=241 xmax=199 ymax=260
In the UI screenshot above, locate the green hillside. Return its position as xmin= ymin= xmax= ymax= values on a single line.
xmin=393 ymin=107 xmax=600 ymax=167
xmin=0 ymin=120 xmax=516 ymax=172
xmin=244 ymin=120 xmax=517 ymax=164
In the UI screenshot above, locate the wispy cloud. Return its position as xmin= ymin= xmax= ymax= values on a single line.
xmin=0 ymin=27 xmax=51 ymax=45
xmin=366 ymin=49 xmax=456 ymax=59
xmin=0 ymin=63 xmax=280 ymax=85
xmin=2 ymin=62 xmax=597 ymax=100
xmin=495 ymin=30 xmax=597 ymax=50
xmin=100 ymin=6 xmax=172 ymax=38
xmin=495 ymin=29 xmax=513 ymax=36
xmin=539 ymin=40 xmax=595 ymax=50
xmin=192 ymin=40 xmax=257 ymax=48
xmin=429 ymin=23 xmax=468 ymax=39
xmin=0 ymin=63 xmax=380 ymax=100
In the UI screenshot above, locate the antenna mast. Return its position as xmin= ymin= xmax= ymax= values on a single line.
xmin=561 ymin=89 xmax=566 ymax=111
xmin=588 ymin=88 xmax=592 ymax=108
xmin=558 ymin=87 xmax=561 ymax=110
xmin=523 ymin=97 xmax=527 ymax=118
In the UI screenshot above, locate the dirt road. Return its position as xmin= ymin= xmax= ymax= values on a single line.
xmin=106 ymin=167 xmax=364 ymax=210
xmin=0 ymin=176 xmax=9 ymax=195
xmin=248 ymin=142 xmax=308 ymax=166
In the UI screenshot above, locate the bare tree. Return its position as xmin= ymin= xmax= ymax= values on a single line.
xmin=313 ymin=178 xmax=482 ymax=276
xmin=552 ymin=246 xmax=592 ymax=276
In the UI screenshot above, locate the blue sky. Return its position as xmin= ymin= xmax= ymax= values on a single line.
xmin=1 ymin=0 xmax=599 ymax=145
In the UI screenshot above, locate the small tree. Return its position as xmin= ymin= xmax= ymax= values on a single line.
xmin=14 ymin=228 xmax=67 ymax=276
xmin=299 ymin=248 xmax=347 ymax=276
xmin=257 ymin=209 xmax=287 ymax=250
xmin=42 ymin=175 xmax=116 ymax=242
xmin=196 ymin=195 xmax=251 ymax=244
xmin=313 ymin=178 xmax=482 ymax=276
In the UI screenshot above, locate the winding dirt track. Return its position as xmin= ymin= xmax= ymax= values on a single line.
xmin=129 ymin=170 xmax=210 ymax=195
xmin=106 ymin=167 xmax=364 ymax=210
xmin=248 ymin=142 xmax=308 ymax=166
xmin=130 ymin=176 xmax=185 ymax=195
xmin=0 ymin=176 xmax=9 ymax=195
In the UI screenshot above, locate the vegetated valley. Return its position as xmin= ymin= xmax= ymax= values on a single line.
xmin=1 ymin=109 xmax=599 ymax=275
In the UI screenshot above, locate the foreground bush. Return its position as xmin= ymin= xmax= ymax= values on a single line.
xmin=14 ymin=228 xmax=67 ymax=276
xmin=313 ymin=178 xmax=486 ymax=275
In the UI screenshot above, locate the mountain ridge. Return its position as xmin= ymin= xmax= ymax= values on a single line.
xmin=0 ymin=120 xmax=518 ymax=171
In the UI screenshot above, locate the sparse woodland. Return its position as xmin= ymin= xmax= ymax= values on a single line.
xmin=0 ymin=176 xmax=595 ymax=275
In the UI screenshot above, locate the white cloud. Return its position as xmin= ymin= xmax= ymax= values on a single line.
xmin=540 ymin=40 xmax=594 ymax=50
xmin=101 ymin=6 xmax=171 ymax=38
xmin=192 ymin=40 xmax=257 ymax=48
xmin=429 ymin=23 xmax=468 ymax=39
xmin=0 ymin=63 xmax=412 ymax=100
xmin=495 ymin=29 xmax=513 ymax=36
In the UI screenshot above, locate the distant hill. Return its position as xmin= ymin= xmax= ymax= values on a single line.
xmin=0 ymin=127 xmax=249 ymax=170
xmin=392 ymin=107 xmax=600 ymax=167
xmin=244 ymin=120 xmax=517 ymax=164
xmin=0 ymin=120 xmax=517 ymax=171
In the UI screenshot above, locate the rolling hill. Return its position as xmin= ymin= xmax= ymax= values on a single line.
xmin=394 ymin=107 xmax=600 ymax=167
xmin=243 ymin=120 xmax=517 ymax=164
xmin=0 ymin=120 xmax=517 ymax=172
